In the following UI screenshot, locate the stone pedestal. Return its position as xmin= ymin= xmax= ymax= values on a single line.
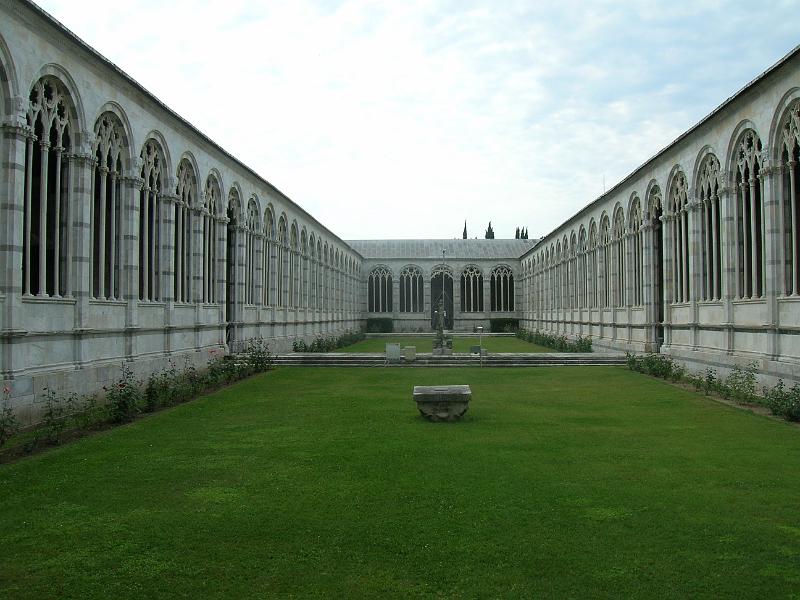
xmin=413 ymin=385 xmax=471 ymax=421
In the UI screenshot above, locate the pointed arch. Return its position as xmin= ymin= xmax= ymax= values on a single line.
xmin=0 ymin=31 xmax=19 ymax=115
xmin=91 ymin=110 xmax=130 ymax=300
xmin=244 ymin=196 xmax=260 ymax=305
xmin=729 ymin=127 xmax=765 ymax=299
xmin=490 ymin=264 xmax=514 ymax=312
xmin=667 ymin=168 xmax=690 ymax=303
xmin=22 ymin=74 xmax=79 ymax=297
xmin=460 ymin=264 xmax=484 ymax=313
xmin=695 ymin=151 xmax=722 ymax=300
xmin=628 ymin=195 xmax=644 ymax=306
xmin=368 ymin=265 xmax=393 ymax=313
xmin=202 ymin=172 xmax=221 ymax=303
xmin=774 ymin=95 xmax=800 ymax=295
xmin=612 ymin=205 xmax=626 ymax=307
xmin=138 ymin=136 xmax=167 ymax=301
xmin=174 ymin=157 xmax=198 ymax=302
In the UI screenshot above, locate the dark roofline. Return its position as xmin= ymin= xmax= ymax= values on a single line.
xmin=522 ymin=42 xmax=800 ymax=259
xmin=19 ymin=0 xmax=363 ymax=260
xmin=346 ymin=238 xmax=539 ymax=259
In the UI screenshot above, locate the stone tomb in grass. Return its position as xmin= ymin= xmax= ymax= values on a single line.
xmin=413 ymin=385 xmax=471 ymax=422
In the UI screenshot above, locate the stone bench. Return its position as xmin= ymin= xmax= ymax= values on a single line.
xmin=413 ymin=385 xmax=471 ymax=422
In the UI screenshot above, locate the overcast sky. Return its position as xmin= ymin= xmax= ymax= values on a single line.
xmin=35 ymin=0 xmax=799 ymax=241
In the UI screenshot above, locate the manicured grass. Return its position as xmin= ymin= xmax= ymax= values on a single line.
xmin=333 ymin=335 xmax=550 ymax=353
xmin=1 ymin=367 xmax=800 ymax=599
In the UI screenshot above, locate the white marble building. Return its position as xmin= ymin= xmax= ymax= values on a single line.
xmin=519 ymin=48 xmax=800 ymax=385
xmin=0 ymin=2 xmax=362 ymax=423
xmin=1 ymin=1 xmax=800 ymax=423
xmin=348 ymin=239 xmax=534 ymax=331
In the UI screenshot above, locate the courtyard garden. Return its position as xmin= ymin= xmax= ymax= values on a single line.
xmin=332 ymin=335 xmax=550 ymax=353
xmin=1 ymin=366 xmax=799 ymax=598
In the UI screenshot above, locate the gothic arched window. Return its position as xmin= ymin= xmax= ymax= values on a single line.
xmin=600 ymin=217 xmax=611 ymax=308
xmin=92 ymin=112 xmax=125 ymax=300
xmin=174 ymin=159 xmax=197 ymax=303
xmin=139 ymin=139 xmax=166 ymax=301
xmin=669 ymin=170 xmax=690 ymax=303
xmin=368 ymin=266 xmax=392 ymax=312
xmin=612 ymin=208 xmax=625 ymax=307
xmin=578 ymin=227 xmax=587 ymax=308
xmin=460 ymin=265 xmax=484 ymax=312
xmin=734 ymin=130 xmax=764 ymax=299
xmin=277 ymin=218 xmax=287 ymax=307
xmin=588 ymin=223 xmax=598 ymax=309
xmin=290 ymin=225 xmax=299 ymax=308
xmin=778 ymin=103 xmax=800 ymax=295
xmin=203 ymin=175 xmax=220 ymax=303
xmin=697 ymin=155 xmax=722 ymax=301
xmin=262 ymin=209 xmax=274 ymax=306
xmin=629 ymin=198 xmax=643 ymax=306
xmin=24 ymin=77 xmax=74 ymax=298
xmin=245 ymin=199 xmax=260 ymax=305
xmin=399 ymin=265 xmax=423 ymax=312
xmin=490 ymin=265 xmax=514 ymax=311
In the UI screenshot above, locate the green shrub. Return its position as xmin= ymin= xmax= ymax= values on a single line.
xmin=722 ymin=363 xmax=758 ymax=403
xmin=765 ymin=380 xmax=800 ymax=421
xmin=294 ymin=331 xmax=366 ymax=353
xmin=0 ymin=384 xmax=19 ymax=447
xmin=703 ymin=368 xmax=717 ymax=395
xmin=366 ymin=318 xmax=393 ymax=333
xmin=517 ymin=328 xmax=592 ymax=353
xmin=490 ymin=318 xmax=519 ymax=333
xmin=242 ymin=337 xmax=274 ymax=372
xmin=41 ymin=388 xmax=69 ymax=445
xmin=106 ymin=363 xmax=142 ymax=424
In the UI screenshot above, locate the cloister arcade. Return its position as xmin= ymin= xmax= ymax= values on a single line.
xmin=521 ymin=76 xmax=800 ymax=384
xmin=1 ymin=0 xmax=800 ymax=423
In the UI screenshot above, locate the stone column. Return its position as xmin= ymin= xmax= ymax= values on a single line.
xmin=687 ymin=195 xmax=701 ymax=349
xmin=761 ymin=161 xmax=780 ymax=359
xmin=217 ymin=216 xmax=228 ymax=348
xmin=70 ymin=140 xmax=96 ymax=369
xmin=161 ymin=191 xmax=178 ymax=355
xmin=122 ymin=171 xmax=143 ymax=360
xmin=662 ymin=213 xmax=674 ymax=349
xmin=192 ymin=205 xmax=205 ymax=350
xmin=0 ymin=110 xmax=29 ymax=378
xmin=641 ymin=218 xmax=655 ymax=351
xmin=719 ymin=180 xmax=735 ymax=353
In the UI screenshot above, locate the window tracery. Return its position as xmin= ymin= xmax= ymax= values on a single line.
xmin=174 ymin=159 xmax=196 ymax=303
xmin=244 ymin=199 xmax=259 ymax=305
xmin=368 ymin=266 xmax=392 ymax=312
xmin=460 ymin=265 xmax=483 ymax=312
xmin=202 ymin=176 xmax=220 ymax=303
xmin=23 ymin=76 xmax=74 ymax=297
xmin=629 ymin=198 xmax=643 ymax=306
xmin=779 ymin=102 xmax=800 ymax=295
xmin=490 ymin=265 xmax=514 ymax=312
xmin=399 ymin=265 xmax=423 ymax=312
xmin=668 ymin=171 xmax=690 ymax=303
xmin=697 ymin=155 xmax=722 ymax=301
xmin=734 ymin=130 xmax=764 ymax=299
xmin=612 ymin=209 xmax=625 ymax=307
xmin=139 ymin=139 xmax=165 ymax=301
xmin=92 ymin=113 xmax=124 ymax=300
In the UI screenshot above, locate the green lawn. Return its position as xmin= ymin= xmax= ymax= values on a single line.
xmin=2 ymin=367 xmax=799 ymax=599
xmin=333 ymin=335 xmax=551 ymax=353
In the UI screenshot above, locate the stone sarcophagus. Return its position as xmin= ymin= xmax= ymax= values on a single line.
xmin=413 ymin=385 xmax=471 ymax=422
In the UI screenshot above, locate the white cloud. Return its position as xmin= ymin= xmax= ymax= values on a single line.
xmin=34 ymin=0 xmax=800 ymax=240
